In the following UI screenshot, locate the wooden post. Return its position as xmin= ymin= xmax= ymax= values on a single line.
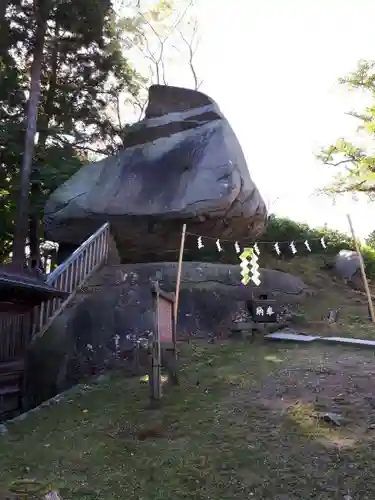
xmin=347 ymin=214 xmax=375 ymax=323
xmin=150 ymin=282 xmax=162 ymax=405
xmin=171 ymin=293 xmax=177 ymax=357
xmin=174 ymin=224 xmax=187 ymax=333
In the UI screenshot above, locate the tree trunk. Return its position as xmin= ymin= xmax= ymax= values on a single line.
xmin=0 ymin=0 xmax=10 ymax=59
xmin=12 ymin=0 xmax=49 ymax=266
xmin=28 ymin=17 xmax=58 ymax=270
xmin=0 ymin=0 xmax=8 ymax=24
xmin=28 ymin=213 xmax=40 ymax=268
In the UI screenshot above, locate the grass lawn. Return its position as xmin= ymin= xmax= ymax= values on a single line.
xmin=2 ymin=340 xmax=375 ymax=499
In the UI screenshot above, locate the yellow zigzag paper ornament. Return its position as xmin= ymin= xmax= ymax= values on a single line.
xmin=239 ymin=248 xmax=252 ymax=285
xmin=240 ymin=247 xmax=261 ymax=286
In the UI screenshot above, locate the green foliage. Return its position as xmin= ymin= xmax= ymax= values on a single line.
xmin=188 ymin=213 xmax=375 ymax=285
xmin=0 ymin=0 xmax=146 ymax=262
xmin=0 ymin=0 xmax=188 ymax=262
xmin=263 ymin=215 xmax=375 ymax=280
xmin=366 ymin=229 xmax=375 ymax=249
xmin=318 ymin=60 xmax=375 ymax=197
xmin=183 ymin=215 xmax=355 ymax=265
xmin=362 ymin=245 xmax=375 ymax=281
xmin=189 ymin=214 xmax=375 ymax=282
xmin=262 ymin=215 xmax=354 ymax=256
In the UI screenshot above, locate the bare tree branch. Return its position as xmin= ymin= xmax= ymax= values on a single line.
xmin=118 ymin=1 xmax=203 ymax=124
xmin=126 ymin=91 xmax=148 ymax=121
xmin=176 ymin=19 xmax=202 ymax=90
xmin=324 ymin=157 xmax=357 ymax=168
xmin=324 ymin=180 xmax=371 ymax=193
xmin=135 ymin=1 xmax=194 ymax=85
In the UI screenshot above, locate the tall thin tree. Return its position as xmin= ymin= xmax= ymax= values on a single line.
xmin=12 ymin=0 xmax=50 ymax=266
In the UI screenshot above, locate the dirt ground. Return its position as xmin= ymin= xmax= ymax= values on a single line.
xmin=215 ymin=341 xmax=375 ymax=499
xmin=239 ymin=342 xmax=375 ymax=437
xmin=3 ymin=339 xmax=375 ymax=499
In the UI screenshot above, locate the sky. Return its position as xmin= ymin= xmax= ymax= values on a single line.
xmin=165 ymin=0 xmax=375 ymax=239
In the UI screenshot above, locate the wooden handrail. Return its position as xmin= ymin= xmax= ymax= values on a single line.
xmin=46 ymin=223 xmax=110 ymax=285
xmin=32 ymin=222 xmax=110 ymax=338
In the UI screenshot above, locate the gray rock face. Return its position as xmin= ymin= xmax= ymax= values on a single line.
xmin=25 ymin=262 xmax=308 ymax=408
xmin=333 ymin=250 xmax=364 ymax=290
xmin=334 ymin=250 xmax=360 ymax=280
xmin=44 ymin=85 xmax=267 ymax=262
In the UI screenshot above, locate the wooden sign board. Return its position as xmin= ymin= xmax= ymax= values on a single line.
xmin=149 ymin=282 xmax=176 ymax=404
xmin=157 ymin=294 xmax=174 ymax=346
xmin=152 ymin=283 xmax=176 ymax=350
xmin=248 ymin=299 xmax=278 ymax=323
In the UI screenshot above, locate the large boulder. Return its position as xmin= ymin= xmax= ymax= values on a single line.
xmin=24 ymin=262 xmax=308 ymax=408
xmin=333 ymin=250 xmax=364 ymax=290
xmin=44 ymin=85 xmax=267 ymax=262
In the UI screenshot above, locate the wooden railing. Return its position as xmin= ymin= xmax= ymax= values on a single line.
xmin=0 ymin=223 xmax=110 ymax=363
xmin=32 ymin=222 xmax=111 ymax=338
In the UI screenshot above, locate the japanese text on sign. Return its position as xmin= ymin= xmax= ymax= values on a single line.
xmin=255 ymin=306 xmax=274 ymax=316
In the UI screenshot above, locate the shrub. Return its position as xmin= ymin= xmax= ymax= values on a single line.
xmin=184 ymin=214 xmax=375 ymax=281
xmin=262 ymin=215 xmax=354 ymax=257
xmin=362 ymin=246 xmax=375 ymax=280
xmin=366 ymin=230 xmax=375 ymax=249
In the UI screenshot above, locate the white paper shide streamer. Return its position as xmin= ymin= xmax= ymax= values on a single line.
xmin=193 ymin=232 xmax=329 ymax=259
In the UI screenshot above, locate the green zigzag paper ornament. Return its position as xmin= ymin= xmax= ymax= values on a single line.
xmin=239 ymin=248 xmax=253 ymax=285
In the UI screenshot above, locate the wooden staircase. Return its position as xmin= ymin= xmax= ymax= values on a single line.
xmin=0 ymin=223 xmax=112 ymax=420
xmin=0 ymin=361 xmax=24 ymax=419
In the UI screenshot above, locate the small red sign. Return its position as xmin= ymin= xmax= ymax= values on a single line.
xmin=157 ymin=296 xmax=173 ymax=344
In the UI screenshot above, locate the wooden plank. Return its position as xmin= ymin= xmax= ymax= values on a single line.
xmin=0 ymin=385 xmax=20 ymax=396
xmin=0 ymin=360 xmax=24 ymax=373
xmin=148 ymin=285 xmax=162 ymax=405
xmin=0 ymin=372 xmax=22 ymax=384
